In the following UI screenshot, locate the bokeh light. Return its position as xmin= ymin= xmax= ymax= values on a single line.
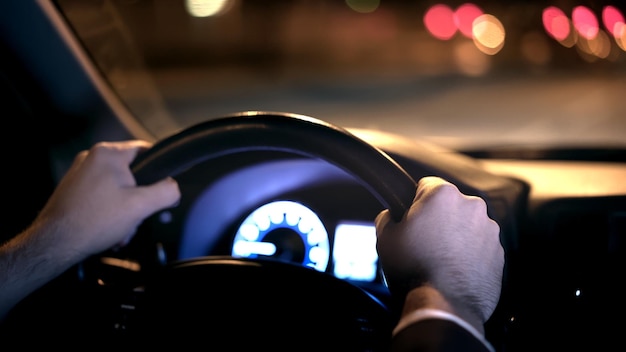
xmin=543 ymin=6 xmax=570 ymax=41
xmin=602 ymin=6 xmax=625 ymax=37
xmin=185 ymin=0 xmax=232 ymax=17
xmin=472 ymin=14 xmax=505 ymax=55
xmin=346 ymin=0 xmax=380 ymax=14
xmin=521 ymin=31 xmax=551 ymax=65
xmin=455 ymin=3 xmax=484 ymax=38
xmin=616 ymin=23 xmax=626 ymax=51
xmin=454 ymin=41 xmax=490 ymax=76
xmin=572 ymin=5 xmax=599 ymax=40
xmin=575 ymin=28 xmax=613 ymax=62
xmin=424 ymin=4 xmax=457 ymax=40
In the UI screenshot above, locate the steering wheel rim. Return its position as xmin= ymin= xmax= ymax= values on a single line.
xmin=126 ymin=111 xmax=417 ymax=348
xmin=131 ymin=111 xmax=416 ymax=222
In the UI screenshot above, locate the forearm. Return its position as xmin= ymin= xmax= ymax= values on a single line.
xmin=0 ymin=218 xmax=80 ymax=319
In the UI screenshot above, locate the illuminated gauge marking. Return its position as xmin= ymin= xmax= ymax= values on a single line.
xmin=232 ymin=200 xmax=330 ymax=272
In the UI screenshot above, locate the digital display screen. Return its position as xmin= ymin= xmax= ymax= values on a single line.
xmin=332 ymin=221 xmax=378 ymax=282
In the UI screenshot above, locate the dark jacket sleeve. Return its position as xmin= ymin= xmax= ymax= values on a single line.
xmin=389 ymin=318 xmax=492 ymax=352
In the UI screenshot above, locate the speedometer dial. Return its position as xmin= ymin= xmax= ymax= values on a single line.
xmin=232 ymin=200 xmax=330 ymax=272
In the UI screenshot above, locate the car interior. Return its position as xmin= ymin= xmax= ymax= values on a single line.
xmin=1 ymin=0 xmax=625 ymax=350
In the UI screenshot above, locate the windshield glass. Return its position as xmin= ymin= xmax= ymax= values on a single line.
xmin=54 ymin=0 xmax=626 ymax=151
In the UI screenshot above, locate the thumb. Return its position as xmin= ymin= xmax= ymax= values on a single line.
xmin=374 ymin=209 xmax=391 ymax=236
xmin=134 ymin=177 xmax=181 ymax=219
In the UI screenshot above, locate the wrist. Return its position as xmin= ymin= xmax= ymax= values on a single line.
xmin=401 ymin=284 xmax=485 ymax=335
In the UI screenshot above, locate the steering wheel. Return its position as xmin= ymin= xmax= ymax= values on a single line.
xmin=123 ymin=111 xmax=417 ymax=349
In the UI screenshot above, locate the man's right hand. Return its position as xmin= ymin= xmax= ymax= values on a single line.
xmin=375 ymin=176 xmax=504 ymax=332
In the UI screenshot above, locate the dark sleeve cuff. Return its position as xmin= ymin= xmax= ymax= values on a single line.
xmin=390 ymin=318 xmax=493 ymax=352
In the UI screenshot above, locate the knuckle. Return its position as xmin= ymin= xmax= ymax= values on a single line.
xmin=467 ymin=195 xmax=488 ymax=213
xmin=430 ymin=181 xmax=459 ymax=200
xmin=87 ymin=141 xmax=124 ymax=163
xmin=74 ymin=149 xmax=89 ymax=161
xmin=89 ymin=141 xmax=112 ymax=156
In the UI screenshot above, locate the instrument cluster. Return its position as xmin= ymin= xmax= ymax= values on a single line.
xmin=149 ymin=153 xmax=389 ymax=288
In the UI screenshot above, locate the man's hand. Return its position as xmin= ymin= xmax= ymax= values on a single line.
xmin=36 ymin=140 xmax=181 ymax=257
xmin=0 ymin=140 xmax=180 ymax=319
xmin=375 ymin=176 xmax=504 ymax=331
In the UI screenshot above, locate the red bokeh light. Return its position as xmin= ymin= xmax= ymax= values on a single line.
xmin=424 ymin=4 xmax=457 ymax=40
xmin=572 ymin=5 xmax=599 ymax=40
xmin=542 ymin=6 xmax=570 ymax=41
xmin=602 ymin=5 xmax=625 ymax=37
xmin=454 ymin=3 xmax=484 ymax=38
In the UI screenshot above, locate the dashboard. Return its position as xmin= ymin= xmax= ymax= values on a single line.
xmin=2 ymin=1 xmax=626 ymax=348
xmin=126 ymin=127 xmax=626 ymax=350
xmin=4 ymin=120 xmax=626 ymax=350
xmin=142 ymin=152 xmax=390 ymax=291
xmin=121 ymin=124 xmax=527 ymax=308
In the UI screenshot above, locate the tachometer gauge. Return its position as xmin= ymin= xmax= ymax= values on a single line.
xmin=232 ymin=200 xmax=330 ymax=272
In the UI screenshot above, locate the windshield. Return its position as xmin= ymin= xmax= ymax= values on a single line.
xmin=54 ymin=0 xmax=626 ymax=152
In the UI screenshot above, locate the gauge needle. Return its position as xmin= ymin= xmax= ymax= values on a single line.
xmin=233 ymin=241 xmax=277 ymax=256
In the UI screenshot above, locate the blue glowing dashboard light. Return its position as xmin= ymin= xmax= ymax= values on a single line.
xmin=332 ymin=222 xmax=379 ymax=282
xmin=232 ymin=200 xmax=331 ymax=272
xmin=232 ymin=200 xmax=381 ymax=282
